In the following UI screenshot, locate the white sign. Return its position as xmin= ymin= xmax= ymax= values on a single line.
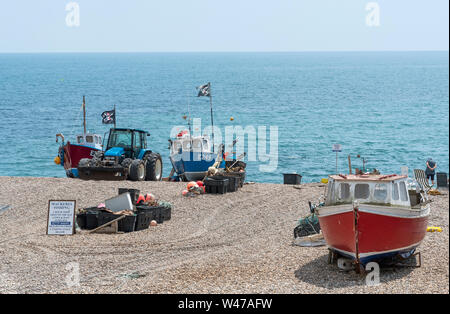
xmin=47 ymin=200 xmax=76 ymax=235
xmin=332 ymin=144 xmax=342 ymax=152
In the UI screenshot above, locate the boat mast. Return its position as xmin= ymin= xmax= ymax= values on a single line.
xmin=83 ymin=95 xmax=86 ymax=134
xmin=187 ymin=97 xmax=193 ymax=148
xmin=209 ymin=83 xmax=215 ymax=153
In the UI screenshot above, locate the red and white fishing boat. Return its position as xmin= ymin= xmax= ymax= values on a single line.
xmin=316 ymin=174 xmax=430 ymax=266
xmin=54 ymin=97 xmax=103 ymax=178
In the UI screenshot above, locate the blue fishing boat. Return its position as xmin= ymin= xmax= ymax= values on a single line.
xmin=169 ymin=82 xmax=224 ymax=181
xmin=169 ymin=131 xmax=221 ymax=181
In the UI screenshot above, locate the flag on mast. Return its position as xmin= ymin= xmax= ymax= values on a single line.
xmin=101 ymin=108 xmax=115 ymax=124
xmin=197 ymin=82 xmax=211 ymax=97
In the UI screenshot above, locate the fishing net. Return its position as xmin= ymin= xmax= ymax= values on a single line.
xmin=293 ymin=213 xmax=321 ymax=238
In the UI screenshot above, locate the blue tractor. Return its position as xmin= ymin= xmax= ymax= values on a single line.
xmin=77 ymin=128 xmax=163 ymax=181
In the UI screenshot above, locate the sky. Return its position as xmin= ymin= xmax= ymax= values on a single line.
xmin=0 ymin=0 xmax=448 ymax=53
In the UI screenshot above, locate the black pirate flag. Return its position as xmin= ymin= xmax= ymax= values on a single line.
xmin=197 ymin=82 xmax=211 ymax=97
xmin=101 ymin=109 xmax=115 ymax=124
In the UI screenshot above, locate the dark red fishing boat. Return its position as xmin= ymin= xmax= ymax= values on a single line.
xmin=54 ymin=97 xmax=102 ymax=178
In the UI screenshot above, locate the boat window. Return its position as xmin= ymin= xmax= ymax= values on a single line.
xmin=173 ymin=141 xmax=182 ymax=153
xmin=94 ymin=136 xmax=99 ymax=144
xmin=85 ymin=135 xmax=94 ymax=143
xmin=192 ymin=139 xmax=202 ymax=152
xmin=77 ymin=136 xmax=84 ymax=144
xmin=392 ymin=183 xmax=399 ymax=200
xmin=326 ymin=181 xmax=335 ymax=204
xmin=355 ymin=184 xmax=370 ymax=199
xmin=338 ymin=183 xmax=350 ymax=200
xmin=182 ymin=141 xmax=191 ymax=151
xmin=399 ymin=181 xmax=408 ymax=202
xmin=374 ymin=183 xmax=388 ymax=201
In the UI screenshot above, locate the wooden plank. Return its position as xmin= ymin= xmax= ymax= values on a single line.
xmin=87 ymin=215 xmax=126 ymax=234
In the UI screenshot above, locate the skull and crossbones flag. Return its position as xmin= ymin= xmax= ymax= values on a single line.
xmin=197 ymin=82 xmax=211 ymax=97
xmin=101 ymin=109 xmax=115 ymax=124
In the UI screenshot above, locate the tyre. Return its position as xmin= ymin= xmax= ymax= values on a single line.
xmin=144 ymin=153 xmax=163 ymax=181
xmin=78 ymin=158 xmax=91 ymax=168
xmin=129 ymin=159 xmax=145 ymax=181
xmin=121 ymin=158 xmax=133 ymax=171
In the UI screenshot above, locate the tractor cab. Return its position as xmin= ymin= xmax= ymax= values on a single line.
xmin=77 ymin=127 xmax=162 ymax=181
xmin=105 ymin=128 xmax=150 ymax=160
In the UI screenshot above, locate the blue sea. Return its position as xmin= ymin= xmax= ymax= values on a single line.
xmin=0 ymin=52 xmax=448 ymax=183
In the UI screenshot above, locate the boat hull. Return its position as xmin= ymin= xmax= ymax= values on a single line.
xmin=60 ymin=142 xmax=100 ymax=178
xmin=170 ymin=151 xmax=217 ymax=181
xmin=317 ymin=204 xmax=429 ymax=265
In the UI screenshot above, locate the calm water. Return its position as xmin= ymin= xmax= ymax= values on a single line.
xmin=0 ymin=52 xmax=448 ymax=183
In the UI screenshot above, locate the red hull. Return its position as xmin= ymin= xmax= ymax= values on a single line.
xmin=63 ymin=142 xmax=99 ymax=169
xmin=318 ymin=206 xmax=429 ymax=264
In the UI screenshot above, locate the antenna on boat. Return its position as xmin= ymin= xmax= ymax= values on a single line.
xmin=83 ymin=95 xmax=87 ymax=134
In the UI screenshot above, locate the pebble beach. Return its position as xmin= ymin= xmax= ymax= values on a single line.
xmin=0 ymin=176 xmax=448 ymax=294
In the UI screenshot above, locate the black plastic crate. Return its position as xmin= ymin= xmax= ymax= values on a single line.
xmin=283 ymin=173 xmax=302 ymax=185
xmin=213 ymin=175 xmax=239 ymax=192
xmin=160 ymin=206 xmax=172 ymax=221
xmin=135 ymin=206 xmax=164 ymax=231
xmin=97 ymin=211 xmax=137 ymax=233
xmin=85 ymin=211 xmax=99 ymax=230
xmin=118 ymin=188 xmax=140 ymax=205
xmin=437 ymin=172 xmax=448 ymax=188
xmin=204 ymin=177 xmax=229 ymax=194
xmin=76 ymin=212 xmax=87 ymax=229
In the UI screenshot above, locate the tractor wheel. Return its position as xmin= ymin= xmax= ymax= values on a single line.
xmin=78 ymin=158 xmax=91 ymax=168
xmin=145 ymin=153 xmax=163 ymax=181
xmin=129 ymin=159 xmax=145 ymax=181
xmin=121 ymin=158 xmax=133 ymax=171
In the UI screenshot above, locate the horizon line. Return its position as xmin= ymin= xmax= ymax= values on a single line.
xmin=0 ymin=49 xmax=448 ymax=54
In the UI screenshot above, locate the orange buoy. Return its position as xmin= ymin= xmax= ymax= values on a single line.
xmin=187 ymin=181 xmax=198 ymax=190
xmin=137 ymin=194 xmax=146 ymax=204
xmin=54 ymin=156 xmax=61 ymax=165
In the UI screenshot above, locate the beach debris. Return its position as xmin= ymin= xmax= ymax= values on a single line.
xmin=321 ymin=178 xmax=329 ymax=184
xmin=182 ymin=181 xmax=205 ymax=196
xmin=77 ymin=188 xmax=173 ymax=233
xmin=0 ymin=205 xmax=11 ymax=215
xmin=118 ymin=272 xmax=146 ymax=280
xmin=293 ymin=232 xmax=326 ymax=247
xmin=428 ymin=189 xmax=442 ymax=196
xmin=427 ymin=226 xmax=442 ymax=232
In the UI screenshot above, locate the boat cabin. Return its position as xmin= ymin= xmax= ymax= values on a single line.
xmin=76 ymin=133 xmax=102 ymax=150
xmin=170 ymin=133 xmax=212 ymax=154
xmin=325 ymin=174 xmax=423 ymax=208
